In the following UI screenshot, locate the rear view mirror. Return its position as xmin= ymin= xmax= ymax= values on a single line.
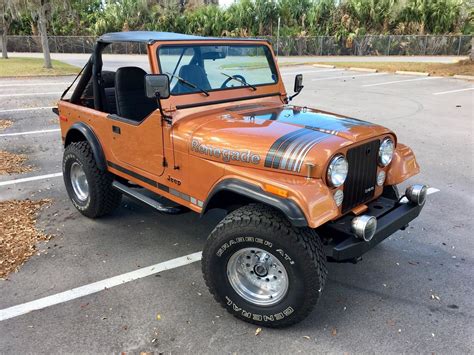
xmin=145 ymin=74 xmax=170 ymax=99
xmin=294 ymin=74 xmax=304 ymax=93
xmin=289 ymin=74 xmax=304 ymax=102
xmin=202 ymin=51 xmax=226 ymax=60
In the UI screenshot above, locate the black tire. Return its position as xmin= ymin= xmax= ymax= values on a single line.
xmin=202 ymin=204 xmax=327 ymax=328
xmin=63 ymin=141 xmax=122 ymax=218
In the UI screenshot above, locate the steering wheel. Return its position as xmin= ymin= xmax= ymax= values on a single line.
xmin=221 ymin=74 xmax=249 ymax=89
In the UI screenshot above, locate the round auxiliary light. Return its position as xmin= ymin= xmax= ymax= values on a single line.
xmin=405 ymin=184 xmax=428 ymax=206
xmin=378 ymin=138 xmax=394 ymax=167
xmin=333 ymin=190 xmax=344 ymax=207
xmin=376 ymin=171 xmax=386 ymax=186
xmin=351 ymin=215 xmax=377 ymax=242
xmin=327 ymin=155 xmax=349 ymax=187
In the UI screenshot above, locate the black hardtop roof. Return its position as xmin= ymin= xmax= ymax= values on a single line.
xmin=98 ymin=31 xmax=263 ymax=44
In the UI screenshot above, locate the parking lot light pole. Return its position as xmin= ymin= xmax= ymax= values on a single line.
xmin=276 ymin=17 xmax=280 ymax=60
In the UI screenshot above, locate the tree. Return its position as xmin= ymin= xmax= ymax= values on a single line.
xmin=15 ymin=0 xmax=68 ymax=68
xmin=94 ymin=0 xmax=149 ymax=34
xmin=0 ymin=0 xmax=14 ymax=59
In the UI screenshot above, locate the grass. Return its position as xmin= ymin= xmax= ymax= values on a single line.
xmin=220 ymin=61 xmax=308 ymax=70
xmin=0 ymin=57 xmax=80 ymax=77
xmin=317 ymin=59 xmax=474 ymax=77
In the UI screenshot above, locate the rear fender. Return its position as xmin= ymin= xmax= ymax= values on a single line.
xmin=64 ymin=122 xmax=107 ymax=171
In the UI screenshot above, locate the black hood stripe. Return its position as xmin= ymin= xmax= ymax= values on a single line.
xmin=265 ymin=129 xmax=329 ymax=172
xmin=292 ymin=134 xmax=328 ymax=172
xmin=271 ymin=129 xmax=312 ymax=169
xmin=264 ymin=128 xmax=306 ymax=168
xmin=279 ymin=131 xmax=323 ymax=171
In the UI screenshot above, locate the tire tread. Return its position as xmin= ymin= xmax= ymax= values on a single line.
xmin=202 ymin=203 xmax=327 ymax=328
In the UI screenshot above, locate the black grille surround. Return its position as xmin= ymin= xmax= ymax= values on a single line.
xmin=342 ymin=140 xmax=380 ymax=213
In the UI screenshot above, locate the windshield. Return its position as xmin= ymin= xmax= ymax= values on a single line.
xmin=158 ymin=44 xmax=278 ymax=96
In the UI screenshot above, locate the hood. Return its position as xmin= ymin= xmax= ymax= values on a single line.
xmin=179 ymin=104 xmax=392 ymax=177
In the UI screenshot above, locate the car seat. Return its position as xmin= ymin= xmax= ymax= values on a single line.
xmin=173 ymin=64 xmax=211 ymax=94
xmin=115 ymin=66 xmax=157 ymax=121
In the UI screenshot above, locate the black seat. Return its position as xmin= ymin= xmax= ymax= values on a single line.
xmin=173 ymin=64 xmax=211 ymax=94
xmin=115 ymin=67 xmax=157 ymax=121
xmin=82 ymin=71 xmax=117 ymax=113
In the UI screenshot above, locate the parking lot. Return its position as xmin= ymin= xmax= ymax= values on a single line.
xmin=0 ymin=63 xmax=473 ymax=353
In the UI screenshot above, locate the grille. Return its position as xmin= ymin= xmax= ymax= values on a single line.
xmin=342 ymin=140 xmax=380 ymax=213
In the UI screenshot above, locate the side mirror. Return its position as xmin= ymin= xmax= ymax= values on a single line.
xmin=294 ymin=74 xmax=303 ymax=93
xmin=289 ymin=74 xmax=304 ymax=102
xmin=145 ymin=74 xmax=170 ymax=99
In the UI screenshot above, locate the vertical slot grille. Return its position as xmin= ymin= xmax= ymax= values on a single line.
xmin=342 ymin=140 xmax=380 ymax=213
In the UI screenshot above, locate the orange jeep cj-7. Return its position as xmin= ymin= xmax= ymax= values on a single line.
xmin=56 ymin=31 xmax=428 ymax=327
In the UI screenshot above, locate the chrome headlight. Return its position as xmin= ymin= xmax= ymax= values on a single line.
xmin=327 ymin=155 xmax=348 ymax=187
xmin=378 ymin=138 xmax=394 ymax=167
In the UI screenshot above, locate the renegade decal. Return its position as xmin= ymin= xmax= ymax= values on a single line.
xmin=265 ymin=129 xmax=329 ymax=172
xmin=191 ymin=139 xmax=261 ymax=165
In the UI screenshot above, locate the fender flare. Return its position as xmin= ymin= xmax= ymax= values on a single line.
xmin=201 ymin=178 xmax=308 ymax=227
xmin=65 ymin=122 xmax=107 ymax=171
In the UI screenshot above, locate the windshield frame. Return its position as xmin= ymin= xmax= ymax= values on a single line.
xmin=156 ymin=42 xmax=280 ymax=97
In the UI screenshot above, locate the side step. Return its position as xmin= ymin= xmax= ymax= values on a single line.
xmin=112 ymin=181 xmax=187 ymax=215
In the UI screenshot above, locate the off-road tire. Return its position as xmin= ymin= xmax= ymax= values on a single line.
xmin=202 ymin=203 xmax=327 ymax=328
xmin=63 ymin=141 xmax=121 ymax=218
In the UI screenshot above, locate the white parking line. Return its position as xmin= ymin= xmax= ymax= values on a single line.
xmin=282 ymin=68 xmax=344 ymax=76
xmin=0 ymin=251 xmax=202 ymax=322
xmin=311 ymin=73 xmax=385 ymax=81
xmin=363 ymin=77 xmax=437 ymax=87
xmin=433 ymin=87 xmax=474 ymax=95
xmin=0 ymin=106 xmax=55 ymax=113
xmin=0 ymin=82 xmax=69 ymax=88
xmin=0 ymin=172 xmax=63 ymax=187
xmin=0 ymin=92 xmax=62 ymax=98
xmin=427 ymin=187 xmax=440 ymax=195
xmin=0 ymin=128 xmax=60 ymax=137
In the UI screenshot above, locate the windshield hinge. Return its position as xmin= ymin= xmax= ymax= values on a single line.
xmin=164 ymin=106 xmax=177 ymax=113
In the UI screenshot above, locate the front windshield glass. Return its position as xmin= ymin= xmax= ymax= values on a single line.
xmin=158 ymin=44 xmax=278 ymax=95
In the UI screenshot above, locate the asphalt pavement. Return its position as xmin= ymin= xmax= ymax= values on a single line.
xmin=0 ymin=64 xmax=473 ymax=353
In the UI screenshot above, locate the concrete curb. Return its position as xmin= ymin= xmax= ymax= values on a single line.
xmin=312 ymin=64 xmax=335 ymax=69
xmin=348 ymin=67 xmax=378 ymax=73
xmin=0 ymin=74 xmax=78 ymax=79
xmin=453 ymin=74 xmax=474 ymax=81
xmin=395 ymin=70 xmax=430 ymax=76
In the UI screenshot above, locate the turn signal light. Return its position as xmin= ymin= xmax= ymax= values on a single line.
xmin=263 ymin=184 xmax=289 ymax=198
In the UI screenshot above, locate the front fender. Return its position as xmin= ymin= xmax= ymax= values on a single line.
xmin=203 ymin=166 xmax=339 ymax=229
xmin=202 ymin=178 xmax=308 ymax=227
xmin=386 ymin=143 xmax=420 ymax=185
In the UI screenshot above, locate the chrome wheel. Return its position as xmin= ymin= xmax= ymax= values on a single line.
xmin=227 ymin=247 xmax=289 ymax=306
xmin=70 ymin=162 xmax=89 ymax=201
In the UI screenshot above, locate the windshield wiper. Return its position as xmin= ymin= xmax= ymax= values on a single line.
xmin=166 ymin=72 xmax=209 ymax=97
xmin=221 ymin=72 xmax=257 ymax=91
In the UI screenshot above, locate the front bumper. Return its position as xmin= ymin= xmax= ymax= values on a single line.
xmin=320 ymin=195 xmax=424 ymax=261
